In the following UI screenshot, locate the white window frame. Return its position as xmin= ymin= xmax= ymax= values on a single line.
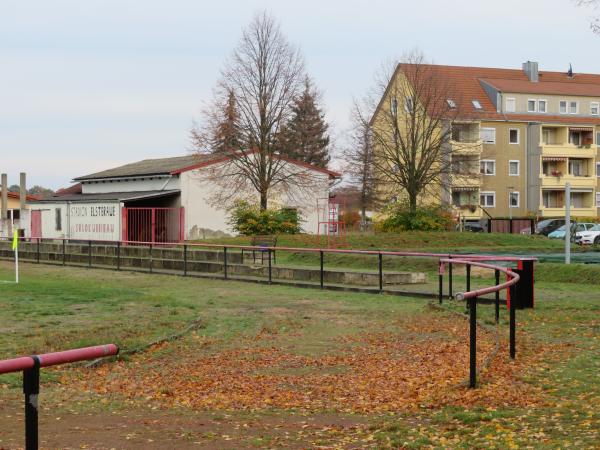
xmin=480 ymin=191 xmax=496 ymax=208
xmin=596 ymin=162 xmax=600 ymax=177
xmin=527 ymin=99 xmax=537 ymax=113
xmin=505 ymin=97 xmax=516 ymax=113
xmin=480 ymin=127 xmax=496 ymax=144
xmin=509 ymin=128 xmax=520 ymax=145
xmin=472 ymin=99 xmax=482 ymax=110
xmin=509 ymin=191 xmax=520 ymax=208
xmin=591 ymin=102 xmax=599 ymax=116
xmin=559 ymin=100 xmax=568 ymax=114
xmin=509 ymin=160 xmax=520 ymax=176
xmin=404 ymin=96 xmax=414 ymax=113
xmin=390 ymin=96 xmax=398 ymax=116
xmin=480 ymin=159 xmax=496 ymax=176
xmin=569 ymin=101 xmax=579 ymax=114
xmin=538 ymin=99 xmax=547 ymax=113
xmin=596 ymin=192 xmax=600 ymax=207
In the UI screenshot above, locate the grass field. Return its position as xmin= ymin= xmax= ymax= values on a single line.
xmin=0 ymin=259 xmax=598 ymax=449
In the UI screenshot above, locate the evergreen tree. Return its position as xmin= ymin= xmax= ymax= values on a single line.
xmin=211 ymin=89 xmax=242 ymax=154
xmin=278 ymin=78 xmax=330 ymax=167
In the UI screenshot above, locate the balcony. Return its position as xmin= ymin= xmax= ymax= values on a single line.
xmin=540 ymin=174 xmax=596 ymax=189
xmin=451 ymin=187 xmax=482 ymax=219
xmin=450 ymin=139 xmax=483 ymax=155
xmin=451 ymin=173 xmax=482 ymax=188
xmin=540 ymin=189 xmax=596 ymax=217
xmin=539 ymin=206 xmax=597 ymax=217
xmin=541 ymin=143 xmax=595 ymax=158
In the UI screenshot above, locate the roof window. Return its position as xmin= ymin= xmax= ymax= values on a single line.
xmin=472 ymin=100 xmax=482 ymax=110
xmin=447 ymin=99 xmax=457 ymax=109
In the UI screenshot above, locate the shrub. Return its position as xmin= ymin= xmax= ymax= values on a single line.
xmin=377 ymin=203 xmax=453 ymax=232
xmin=339 ymin=210 xmax=361 ymax=228
xmin=228 ymin=201 xmax=303 ymax=235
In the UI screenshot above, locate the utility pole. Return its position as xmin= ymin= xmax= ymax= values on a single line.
xmin=565 ymin=183 xmax=571 ymax=265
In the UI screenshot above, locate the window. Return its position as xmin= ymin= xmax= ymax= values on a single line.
xmin=509 ymin=160 xmax=520 ymax=176
xmin=509 ymin=191 xmax=520 ymax=208
xmin=569 ymin=159 xmax=583 ymax=176
xmin=480 ymin=191 xmax=496 ymax=207
xmin=55 ymin=208 xmax=62 ymax=231
xmin=596 ymin=162 xmax=600 ymax=177
xmin=404 ymin=97 xmax=414 ymax=113
xmin=390 ymin=97 xmax=398 ymax=116
xmin=559 ymin=100 xmax=568 ymax=114
xmin=596 ymin=192 xmax=600 ymax=207
xmin=527 ymin=99 xmax=537 ymax=112
xmin=591 ymin=102 xmax=599 ymax=116
xmin=509 ymin=128 xmax=519 ymax=144
xmin=480 ymin=127 xmax=496 ymax=144
xmin=472 ymin=99 xmax=482 ymax=110
xmin=569 ymin=101 xmax=579 ymax=114
xmin=505 ymin=97 xmax=516 ymax=112
xmin=447 ymin=99 xmax=456 ymax=109
xmin=538 ymin=99 xmax=547 ymax=113
xmin=480 ymin=160 xmax=496 ymax=175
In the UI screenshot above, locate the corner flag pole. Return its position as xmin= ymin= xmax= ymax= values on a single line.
xmin=12 ymin=229 xmax=19 ymax=284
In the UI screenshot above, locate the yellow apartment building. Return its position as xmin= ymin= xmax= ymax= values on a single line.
xmin=372 ymin=61 xmax=600 ymax=220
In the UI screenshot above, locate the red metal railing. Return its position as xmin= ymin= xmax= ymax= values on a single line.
xmin=122 ymin=207 xmax=183 ymax=243
xmin=0 ymin=344 xmax=119 ymax=450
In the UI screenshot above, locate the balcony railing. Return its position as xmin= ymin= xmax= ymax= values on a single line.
xmin=540 ymin=174 xmax=596 ymax=188
xmin=450 ymin=140 xmax=483 ymax=155
xmin=541 ymin=143 xmax=596 ymax=157
xmin=540 ymin=206 xmax=597 ymax=217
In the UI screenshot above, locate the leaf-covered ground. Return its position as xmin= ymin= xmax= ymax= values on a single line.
xmin=0 ymin=261 xmax=598 ymax=448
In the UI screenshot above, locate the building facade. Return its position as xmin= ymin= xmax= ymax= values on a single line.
xmin=374 ymin=61 xmax=600 ymax=220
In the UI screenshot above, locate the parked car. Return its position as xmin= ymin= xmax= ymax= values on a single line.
xmin=534 ymin=218 xmax=566 ymax=236
xmin=464 ymin=222 xmax=485 ymax=232
xmin=548 ymin=222 xmax=596 ymax=239
xmin=575 ymin=224 xmax=600 ymax=245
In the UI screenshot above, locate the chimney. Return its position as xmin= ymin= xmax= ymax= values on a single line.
xmin=523 ymin=61 xmax=539 ymax=82
xmin=20 ymin=172 xmax=26 ymax=212
xmin=1 ymin=174 xmax=7 ymax=221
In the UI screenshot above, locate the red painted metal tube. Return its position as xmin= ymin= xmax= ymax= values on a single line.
xmin=0 ymin=344 xmax=118 ymax=375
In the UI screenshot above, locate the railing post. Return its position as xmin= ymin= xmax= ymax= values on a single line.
xmin=378 ymin=252 xmax=383 ymax=293
xmin=36 ymin=238 xmax=40 ymax=264
xmin=183 ymin=244 xmax=187 ymax=277
xmin=319 ymin=250 xmax=324 ymax=289
xmin=88 ymin=240 xmax=92 ymax=268
xmin=223 ymin=246 xmax=228 ymax=280
xmin=494 ymin=269 xmax=500 ymax=323
xmin=62 ymin=239 xmax=66 ymax=266
xmin=438 ymin=260 xmax=443 ymax=304
xmin=509 ymin=283 xmax=516 ymax=359
xmin=23 ymin=355 xmax=40 ymax=450
xmin=116 ymin=241 xmax=121 ymax=271
xmin=469 ymin=296 xmax=477 ymax=388
xmin=268 ymin=248 xmax=272 ymax=284
xmin=530 ymin=219 xmax=535 ymax=235
xmin=466 ymin=264 xmax=471 ymax=294
xmin=448 ymin=255 xmax=453 ymax=299
xmin=149 ymin=243 xmax=153 ymax=274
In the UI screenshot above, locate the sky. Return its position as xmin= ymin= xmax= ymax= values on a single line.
xmin=1 ymin=0 xmax=599 ymax=189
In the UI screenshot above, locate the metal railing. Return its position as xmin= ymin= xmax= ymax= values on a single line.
xmin=0 ymin=344 xmax=119 ymax=450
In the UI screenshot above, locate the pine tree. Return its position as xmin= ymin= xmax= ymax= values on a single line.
xmin=212 ymin=89 xmax=242 ymax=154
xmin=278 ymin=78 xmax=330 ymax=167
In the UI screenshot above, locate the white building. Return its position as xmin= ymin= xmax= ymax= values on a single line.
xmin=28 ymin=154 xmax=339 ymax=242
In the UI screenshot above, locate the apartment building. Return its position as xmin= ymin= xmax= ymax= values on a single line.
xmin=373 ymin=61 xmax=600 ymax=219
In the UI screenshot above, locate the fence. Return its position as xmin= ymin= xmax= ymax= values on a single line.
xmin=487 ymin=218 xmax=535 ymax=234
xmin=0 ymin=344 xmax=119 ymax=450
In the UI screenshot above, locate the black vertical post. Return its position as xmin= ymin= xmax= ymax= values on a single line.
xmin=319 ymin=250 xmax=324 ymax=289
xmin=509 ymin=218 xmax=514 ymax=234
xmin=223 ymin=246 xmax=228 ymax=280
xmin=509 ymin=283 xmax=516 ymax=359
xmin=268 ymin=249 xmax=272 ymax=284
xmin=36 ymin=238 xmax=40 ymax=264
xmin=23 ymin=355 xmax=40 ymax=450
xmin=149 ymin=244 xmax=153 ymax=273
xmin=494 ymin=269 xmax=500 ymax=323
xmin=88 ymin=240 xmax=92 ymax=268
xmin=466 ymin=264 xmax=471 ymax=292
xmin=62 ymin=239 xmax=66 ymax=266
xmin=438 ymin=261 xmax=443 ymax=304
xmin=469 ymin=297 xmax=477 ymax=388
xmin=530 ymin=219 xmax=535 ymax=235
xmin=183 ymin=244 xmax=188 ymax=276
xmin=116 ymin=241 xmax=121 ymax=271
xmin=448 ymin=255 xmax=453 ymax=299
xmin=378 ymin=252 xmax=383 ymax=293
xmin=487 ymin=218 xmax=492 ymax=233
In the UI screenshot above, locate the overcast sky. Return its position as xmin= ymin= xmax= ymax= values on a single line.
xmin=2 ymin=0 xmax=599 ymax=189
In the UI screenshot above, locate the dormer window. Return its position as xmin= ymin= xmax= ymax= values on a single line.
xmin=472 ymin=100 xmax=482 ymax=110
xmin=390 ymin=97 xmax=398 ymax=116
xmin=447 ymin=99 xmax=456 ymax=109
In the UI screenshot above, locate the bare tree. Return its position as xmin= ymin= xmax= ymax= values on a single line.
xmin=368 ymin=51 xmax=466 ymax=214
xmin=192 ymin=12 xmax=322 ymax=210
xmin=343 ymin=98 xmax=379 ymax=223
xmin=576 ymin=0 xmax=600 ymax=34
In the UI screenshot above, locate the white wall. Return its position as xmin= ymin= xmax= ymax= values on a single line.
xmin=180 ymin=160 xmax=331 ymax=238
xmin=82 ymin=176 xmax=180 ymax=194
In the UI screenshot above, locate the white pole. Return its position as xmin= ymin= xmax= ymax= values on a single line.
xmin=565 ymin=183 xmax=571 ymax=265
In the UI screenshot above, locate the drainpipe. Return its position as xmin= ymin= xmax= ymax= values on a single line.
xmin=565 ymin=183 xmax=571 ymax=265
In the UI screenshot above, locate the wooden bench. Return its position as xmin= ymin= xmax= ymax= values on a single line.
xmin=246 ymin=235 xmax=277 ymax=264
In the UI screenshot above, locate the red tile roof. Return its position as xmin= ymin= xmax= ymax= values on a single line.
xmin=6 ymin=191 xmax=39 ymax=201
xmin=379 ymin=63 xmax=600 ymax=125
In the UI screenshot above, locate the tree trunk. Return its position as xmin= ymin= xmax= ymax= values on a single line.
xmin=408 ymin=193 xmax=418 ymax=214
xmin=260 ymin=191 xmax=268 ymax=210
